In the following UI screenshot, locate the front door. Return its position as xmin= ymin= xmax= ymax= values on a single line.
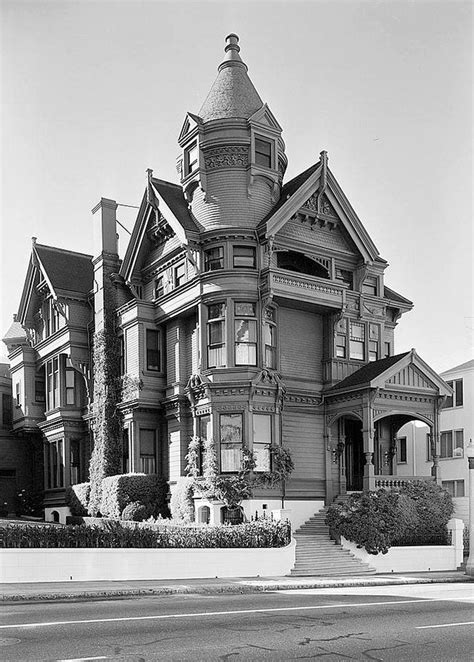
xmin=344 ymin=419 xmax=363 ymax=491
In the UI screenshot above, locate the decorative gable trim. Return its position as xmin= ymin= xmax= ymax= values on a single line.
xmin=178 ymin=112 xmax=203 ymax=145
xmin=370 ymin=349 xmax=452 ymax=396
xmin=248 ymin=104 xmax=282 ymax=133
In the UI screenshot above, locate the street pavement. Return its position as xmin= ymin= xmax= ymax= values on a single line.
xmin=1 ymin=582 xmax=473 ymax=660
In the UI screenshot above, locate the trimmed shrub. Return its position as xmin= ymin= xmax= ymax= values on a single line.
xmin=325 ymin=490 xmax=416 ymax=555
xmin=170 ymin=477 xmax=195 ymax=522
xmin=0 ymin=519 xmax=291 ymax=549
xmin=393 ymin=480 xmax=454 ymax=545
xmin=100 ymin=473 xmax=169 ymax=519
xmin=66 ymin=483 xmax=91 ymax=516
xmin=121 ymin=501 xmax=149 ymax=522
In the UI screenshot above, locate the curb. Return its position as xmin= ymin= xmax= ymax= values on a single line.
xmin=2 ymin=574 xmax=472 ymax=603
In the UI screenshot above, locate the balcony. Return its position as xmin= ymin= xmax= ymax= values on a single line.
xmin=260 ymin=268 xmax=346 ymax=310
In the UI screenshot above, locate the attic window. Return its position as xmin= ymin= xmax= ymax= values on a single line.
xmin=185 ymin=143 xmax=198 ymax=176
xmin=255 ymin=136 xmax=272 ymax=168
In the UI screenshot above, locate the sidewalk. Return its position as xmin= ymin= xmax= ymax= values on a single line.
xmin=1 ymin=571 xmax=472 ymax=603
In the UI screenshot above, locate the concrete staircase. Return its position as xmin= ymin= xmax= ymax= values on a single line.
xmin=290 ymin=508 xmax=376 ymax=577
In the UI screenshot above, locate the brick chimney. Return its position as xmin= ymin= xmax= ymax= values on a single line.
xmin=91 ymin=198 xmax=119 ymax=332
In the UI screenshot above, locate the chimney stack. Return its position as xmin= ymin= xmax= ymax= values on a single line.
xmin=92 ymin=198 xmax=118 ymax=257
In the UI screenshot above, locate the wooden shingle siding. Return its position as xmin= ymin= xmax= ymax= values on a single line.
xmin=279 ymin=308 xmax=323 ymax=382
xmin=278 ymin=219 xmax=354 ymax=254
xmin=191 ymin=173 xmax=273 ymax=230
xmin=283 ymin=411 xmax=325 ymax=496
xmin=68 ymin=301 xmax=92 ymax=328
xmin=148 ymin=235 xmax=181 ymax=266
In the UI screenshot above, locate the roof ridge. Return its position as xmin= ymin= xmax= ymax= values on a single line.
xmin=35 ymin=243 xmax=93 ymax=260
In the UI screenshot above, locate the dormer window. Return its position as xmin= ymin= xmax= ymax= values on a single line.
xmin=184 ymin=142 xmax=198 ymax=176
xmin=255 ymin=136 xmax=273 ymax=168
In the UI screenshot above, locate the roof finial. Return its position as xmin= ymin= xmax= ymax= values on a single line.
xmin=219 ymin=33 xmax=247 ymax=72
xmin=31 ymin=236 xmax=37 ymax=246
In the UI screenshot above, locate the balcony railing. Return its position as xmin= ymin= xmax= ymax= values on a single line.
xmin=374 ymin=475 xmax=435 ymax=490
xmin=260 ymin=268 xmax=345 ymax=310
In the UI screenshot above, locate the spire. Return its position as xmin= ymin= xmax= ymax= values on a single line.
xmin=198 ymin=34 xmax=263 ymax=122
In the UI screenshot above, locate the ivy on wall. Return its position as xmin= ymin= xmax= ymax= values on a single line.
xmin=88 ymin=287 xmax=123 ymax=515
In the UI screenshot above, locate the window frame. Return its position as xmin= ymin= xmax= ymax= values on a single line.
xmin=139 ymin=428 xmax=157 ymax=474
xmin=440 ymin=429 xmax=464 ymax=459
xmin=254 ymin=135 xmax=273 ymax=169
xmin=397 ymin=436 xmax=407 ymax=464
xmin=234 ymin=302 xmax=257 ymax=367
xmin=349 ymin=322 xmax=365 ymax=361
xmin=220 ymin=412 xmax=243 ymax=473
xmin=445 ymin=379 xmax=463 ymax=408
xmin=174 ymin=263 xmax=186 ymax=288
xmin=263 ymin=307 xmax=277 ymax=369
xmin=233 ymin=245 xmax=256 ymax=269
xmin=204 ymin=246 xmax=224 ymax=272
xmin=154 ymin=275 xmax=164 ymax=299
xmin=184 ymin=142 xmax=199 ymax=177
xmin=252 ymin=413 xmax=272 ymax=472
xmin=207 ymin=303 xmax=227 ymax=368
xmin=146 ymin=328 xmax=161 ymax=372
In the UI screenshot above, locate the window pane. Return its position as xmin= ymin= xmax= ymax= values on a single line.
xmin=235 ymin=302 xmax=256 ymax=317
xmin=146 ymin=330 xmax=161 ymax=371
xmin=350 ymin=322 xmax=365 ymax=340
xmin=235 ymin=343 xmax=257 ymax=365
xmin=235 ymin=319 xmax=256 ymax=342
xmin=454 ymin=430 xmax=464 ymax=457
xmin=254 ymin=442 xmax=270 ymax=472
xmin=209 ymin=320 xmax=224 ymax=345
xmin=233 ymin=246 xmax=256 ymax=268
xmin=253 ymin=414 xmax=271 ymax=443
xmin=349 ymin=340 xmax=364 ymax=360
xmin=255 ymin=137 xmax=272 ymax=168
xmin=208 ymin=345 xmax=226 ymax=367
xmin=220 ymin=413 xmax=242 ymax=443
xmin=204 ymin=247 xmax=224 ymax=271
xmin=221 ymin=445 xmax=241 ymax=472
xmin=455 ymin=380 xmax=463 ymax=406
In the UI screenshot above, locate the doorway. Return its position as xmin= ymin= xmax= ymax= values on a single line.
xmin=344 ymin=419 xmax=364 ymax=491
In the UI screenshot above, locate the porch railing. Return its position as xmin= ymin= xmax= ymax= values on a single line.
xmin=374 ymin=475 xmax=435 ymax=489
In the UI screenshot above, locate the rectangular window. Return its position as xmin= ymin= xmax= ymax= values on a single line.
xmin=154 ymin=275 xmax=164 ymax=298
xmin=146 ymin=329 xmax=161 ymax=371
xmin=445 ymin=379 xmax=463 ymax=408
xmin=174 ymin=263 xmax=186 ymax=288
xmin=397 ymin=437 xmax=407 ymax=464
xmin=234 ymin=302 xmax=257 ymax=366
xmin=336 ymin=334 xmax=347 ymax=358
xmin=440 ymin=429 xmax=464 ymax=459
xmin=263 ymin=309 xmax=277 ymax=369
xmin=140 ymin=429 xmax=156 ymax=474
xmin=384 ymin=342 xmax=391 ymax=358
xmin=70 ymin=439 xmax=81 ymax=485
xmin=253 ymin=414 xmax=271 ymax=472
xmin=65 ymin=361 xmax=75 ymax=406
xmin=204 ymin=247 xmax=224 ymax=272
xmin=46 ymin=357 xmax=59 ymax=410
xmin=2 ymin=394 xmax=12 ymax=427
xmin=15 ymin=381 xmax=21 ymax=407
xmin=255 ymin=136 xmax=272 ymax=168
xmin=35 ymin=371 xmax=46 ymax=403
xmin=233 ymin=246 xmax=256 ymax=268
xmin=207 ymin=303 xmax=226 ymax=368
xmin=349 ymin=322 xmax=365 ymax=360
xmin=426 ymin=433 xmax=433 ymax=461
xmin=184 ymin=142 xmax=198 ymax=175
xmin=47 ymin=439 xmax=65 ymax=489
xmin=220 ymin=413 xmax=243 ymax=472
xmin=442 ymin=480 xmax=465 ymax=497
xmin=362 ymin=276 xmax=378 ymax=296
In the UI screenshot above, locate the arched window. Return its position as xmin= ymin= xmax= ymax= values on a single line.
xmin=276 ymin=251 xmax=329 ymax=279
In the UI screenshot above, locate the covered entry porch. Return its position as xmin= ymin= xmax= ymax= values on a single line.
xmin=323 ymin=349 xmax=452 ymax=502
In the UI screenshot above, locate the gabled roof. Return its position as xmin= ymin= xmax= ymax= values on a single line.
xmin=257 ymin=157 xmax=380 ymax=264
xmin=120 ymin=177 xmax=200 ymax=283
xmin=327 ymin=349 xmax=452 ymax=397
xmin=35 ymin=244 xmax=93 ymax=295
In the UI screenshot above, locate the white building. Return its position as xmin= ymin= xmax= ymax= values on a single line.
xmin=397 ymin=359 xmax=473 ymax=523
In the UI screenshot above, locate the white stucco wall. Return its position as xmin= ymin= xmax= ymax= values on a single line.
xmin=0 ymin=540 xmax=296 ymax=583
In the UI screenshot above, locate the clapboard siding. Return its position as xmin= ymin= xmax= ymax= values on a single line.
xmin=279 ymin=308 xmax=323 ymax=382
xmin=282 ymin=411 xmax=325 ymax=495
xmin=125 ymin=325 xmax=139 ymax=375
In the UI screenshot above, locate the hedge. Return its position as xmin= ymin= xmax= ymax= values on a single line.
xmin=0 ymin=519 xmax=291 ymax=549
xmin=65 ymin=483 xmax=91 ymax=516
xmin=100 ymin=473 xmax=169 ymax=519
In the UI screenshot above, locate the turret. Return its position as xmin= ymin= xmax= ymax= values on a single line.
xmin=176 ymin=34 xmax=287 ymax=231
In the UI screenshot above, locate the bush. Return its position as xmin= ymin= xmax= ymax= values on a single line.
xmin=66 ymin=483 xmax=91 ymax=516
xmin=100 ymin=474 xmax=169 ymax=519
xmin=121 ymin=501 xmax=149 ymax=521
xmin=170 ymin=477 xmax=195 ymax=522
xmin=326 ymin=481 xmax=455 ymax=554
xmin=16 ymin=489 xmax=44 ymax=517
xmin=393 ymin=480 xmax=454 ymax=544
xmin=325 ymin=490 xmax=410 ymax=554
xmin=0 ymin=519 xmax=291 ymax=549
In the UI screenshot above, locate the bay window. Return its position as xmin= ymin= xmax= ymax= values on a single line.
xmin=70 ymin=439 xmax=82 ymax=484
xmin=207 ymin=303 xmax=226 ymax=367
xmin=46 ymin=357 xmax=60 ymax=410
xmin=65 ymin=359 xmax=76 ymax=405
xmin=233 ymin=246 xmax=256 ymax=268
xmin=234 ymin=302 xmax=257 ymax=366
xmin=253 ymin=414 xmax=271 ymax=472
xmin=220 ymin=413 xmax=242 ymax=472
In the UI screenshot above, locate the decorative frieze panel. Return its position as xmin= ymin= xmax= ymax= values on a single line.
xmin=273 ymin=274 xmax=341 ymax=297
xmin=204 ymin=146 xmax=249 ymax=170
xmin=379 ymin=391 xmax=434 ymax=405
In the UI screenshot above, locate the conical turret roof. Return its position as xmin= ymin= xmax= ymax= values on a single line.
xmin=199 ymin=34 xmax=264 ymax=122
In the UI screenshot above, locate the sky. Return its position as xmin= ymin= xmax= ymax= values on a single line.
xmin=1 ymin=0 xmax=472 ymax=372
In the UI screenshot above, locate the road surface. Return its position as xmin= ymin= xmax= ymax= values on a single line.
xmin=1 ymin=582 xmax=473 ymax=660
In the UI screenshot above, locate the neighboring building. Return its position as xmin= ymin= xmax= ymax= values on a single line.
xmin=2 ymin=35 xmax=452 ymax=525
xmin=397 ymin=359 xmax=473 ymax=523
xmin=0 ymin=354 xmax=43 ymax=515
